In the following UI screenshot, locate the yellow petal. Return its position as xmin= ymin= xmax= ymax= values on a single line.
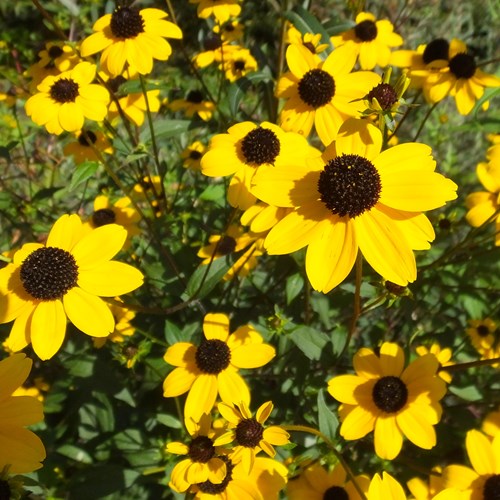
xmin=374 ymin=415 xmax=402 ymax=459
xmin=217 ymin=369 xmax=250 ymax=408
xmin=230 ymin=343 xmax=275 ymax=369
xmin=30 ymin=300 xmax=67 ymax=360
xmin=0 ymin=354 xmax=31 ymax=399
xmin=0 ymin=425 xmax=46 ymax=474
xmin=203 ymin=313 xmax=230 ymax=341
xmin=340 ymin=405 xmax=376 ymax=440
xmin=379 ymin=342 xmax=405 ymax=376
xmin=263 ymin=426 xmax=290 ymax=446
xmin=396 ymin=406 xmax=436 ymax=449
xmin=163 ymin=343 xmax=197 ymax=367
xmin=184 ymin=374 xmax=218 ymax=422
xmin=162 ymin=367 xmax=198 ymax=397
xmin=327 ymin=374 xmax=366 ymax=405
xmin=0 ymin=396 xmax=43 ymax=427
xmin=466 ymin=429 xmax=496 ymax=475
xmin=46 ymin=214 xmax=83 ymax=251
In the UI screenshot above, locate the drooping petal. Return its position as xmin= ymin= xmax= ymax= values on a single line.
xmin=184 ymin=374 xmax=218 ymax=422
xmin=163 ymin=367 xmax=198 ymax=397
xmin=396 ymin=406 xmax=436 ymax=449
xmin=30 ymin=300 xmax=67 ymax=360
xmin=217 ymin=369 xmax=250 ymax=408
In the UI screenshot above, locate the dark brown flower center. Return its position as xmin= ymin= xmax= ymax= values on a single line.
xmin=234 ymin=59 xmax=246 ymax=71
xmin=187 ymin=90 xmax=204 ymax=103
xmin=188 ymin=435 xmax=216 ymax=463
xmin=367 ymin=83 xmax=398 ymax=110
xmin=189 ymin=150 xmax=203 ymax=160
xmin=216 ymin=236 xmax=237 ymax=255
xmin=195 ymin=339 xmax=231 ymax=374
xmin=438 ymin=218 xmax=451 ymax=230
xmin=20 ymin=247 xmax=78 ymax=300
xmin=110 ymin=6 xmax=145 ymax=39
xmin=449 ymin=53 xmax=476 ymax=79
xmin=385 ymin=281 xmax=406 ymax=296
xmin=197 ymin=456 xmax=233 ymax=494
xmin=48 ymin=45 xmax=64 ymax=59
xmin=324 ymin=485 xmax=349 ymax=500
xmin=318 ymin=154 xmax=381 ymax=218
xmin=78 ymin=130 xmax=97 ymax=147
xmin=235 ymin=418 xmax=264 ymax=447
xmin=241 ymin=127 xmax=280 ymax=165
xmin=298 ymin=69 xmax=335 ymax=108
xmin=50 ymin=78 xmax=79 ymax=103
xmin=354 ymin=19 xmax=378 ymax=42
xmin=372 ymin=376 xmax=408 ymax=413
xmin=107 ymin=75 xmax=127 ymax=94
xmin=92 ymin=208 xmax=116 ymax=227
xmin=0 ymin=480 xmax=11 ymax=500
xmin=422 ymin=38 xmax=449 ymax=64
xmin=204 ymin=33 xmax=222 ymax=51
xmin=223 ymin=22 xmax=235 ymax=33
xmin=477 ymin=325 xmax=491 ymax=337
xmin=483 ymin=474 xmax=500 ymax=500
xmin=304 ymin=42 xmax=316 ymax=54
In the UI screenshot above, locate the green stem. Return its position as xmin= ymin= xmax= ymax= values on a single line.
xmin=413 ymin=101 xmax=438 ymax=142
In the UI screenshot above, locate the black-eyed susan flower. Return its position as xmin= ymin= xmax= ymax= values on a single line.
xmin=213 ymin=20 xmax=244 ymax=43
xmin=162 ymin=313 xmax=275 ymax=422
xmin=407 ymin=466 xmax=445 ymax=500
xmin=182 ymin=141 xmax=206 ymax=170
xmin=415 ymin=343 xmax=454 ymax=383
xmin=192 ymin=34 xmax=238 ymax=69
xmin=0 ymin=214 xmax=144 ymax=360
xmin=466 ymin=318 xmax=499 ymax=361
xmin=93 ymin=299 xmax=136 ymax=349
xmin=277 ymin=44 xmax=380 ymax=145
xmin=80 ymin=6 xmax=182 ymax=76
xmin=286 ymin=25 xmax=330 ymax=55
xmin=189 ymin=0 xmax=241 ymax=24
xmin=367 ymin=472 xmax=407 ymax=500
xmin=328 ymin=342 xmax=447 ymax=460
xmin=222 ymin=47 xmax=258 ymax=82
xmin=63 ymin=129 xmax=113 ymax=164
xmin=169 ymin=90 xmax=215 ymax=122
xmin=251 ymin=118 xmax=457 ymax=293
xmin=201 ymin=121 xmax=319 ymax=209
xmin=215 ymin=401 xmax=289 ymax=474
xmin=435 ymin=430 xmax=500 ymax=500
xmin=25 ymin=62 xmax=109 ymax=135
xmin=330 ymin=12 xmax=403 ymax=70
xmin=0 ymin=353 xmax=45 ymax=473
xmin=287 ymin=462 xmax=369 ymax=500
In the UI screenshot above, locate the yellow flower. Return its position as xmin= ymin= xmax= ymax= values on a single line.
xmin=192 ymin=35 xmax=238 ymax=68
xmin=466 ymin=318 xmax=499 ymax=361
xmin=286 ymin=25 xmax=330 ymax=55
xmin=222 ymin=47 xmax=258 ymax=82
xmin=162 ymin=313 xmax=275 ymax=422
xmin=367 ymin=472 xmax=407 ymax=500
xmin=169 ymin=90 xmax=215 ymax=121
xmin=63 ymin=129 xmax=113 ymax=164
xmin=483 ymin=407 xmax=500 ymax=439
xmin=92 ymin=300 xmax=136 ymax=348
xmin=407 ymin=467 xmax=445 ymax=500
xmin=182 ymin=141 xmax=206 ymax=170
xmin=415 ymin=343 xmax=454 ymax=383
xmin=331 ymin=12 xmax=403 ymax=69
xmin=0 ymin=214 xmax=144 ymax=360
xmin=213 ymin=20 xmax=244 ymax=43
xmin=215 ymin=401 xmax=290 ymax=474
xmin=435 ymin=430 xmax=500 ymax=500
xmin=251 ymin=119 xmax=457 ymax=293
xmin=277 ymin=43 xmax=380 ymax=145
xmin=25 ymin=62 xmax=109 ymax=135
xmin=328 ymin=342 xmax=447 ymax=460
xmin=80 ymin=7 xmax=182 ymax=76
xmin=0 ymin=353 xmax=46 ymax=473
xmin=189 ymin=0 xmax=241 ymax=24
xmin=240 ymin=202 xmax=292 ymax=234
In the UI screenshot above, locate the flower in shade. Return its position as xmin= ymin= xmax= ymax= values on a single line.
xmin=328 ymin=342 xmax=447 ymax=460
xmin=367 ymin=472 xmax=407 ymax=500
xmin=222 ymin=48 xmax=258 ymax=82
xmin=251 ymin=118 xmax=458 ymax=293
xmin=80 ymin=6 xmax=182 ymax=76
xmin=192 ymin=34 xmax=238 ymax=69
xmin=407 ymin=467 xmax=445 ymax=500
xmin=169 ymin=90 xmax=215 ymax=121
xmin=330 ymin=12 xmax=403 ymax=69
xmin=434 ymin=430 xmax=500 ymax=500
xmin=277 ymin=42 xmax=380 ymax=145
xmin=466 ymin=318 xmax=499 ymax=361
xmin=215 ymin=401 xmax=290 ymax=473
xmin=162 ymin=313 xmax=275 ymax=422
xmin=25 ymin=62 xmax=109 ymax=135
xmin=213 ymin=20 xmax=244 ymax=43
xmin=189 ymin=0 xmax=241 ymax=24
xmin=182 ymin=141 xmax=206 ymax=170
xmin=92 ymin=299 xmax=136 ymax=349
xmin=0 ymin=214 xmax=144 ymax=360
xmin=286 ymin=24 xmax=330 ymax=55
xmin=201 ymin=121 xmax=319 ymax=209
xmin=415 ymin=343 xmax=454 ymax=383
xmin=483 ymin=407 xmax=500 ymax=439
xmin=0 ymin=353 xmax=46 ymax=473
xmin=63 ymin=129 xmax=113 ymax=164
xmin=287 ymin=462 xmax=369 ymax=500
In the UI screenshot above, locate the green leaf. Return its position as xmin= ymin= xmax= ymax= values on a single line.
xmin=228 ymin=71 xmax=273 ymax=116
xmin=68 ymin=161 xmax=100 ymax=191
xmin=317 ymin=389 xmax=338 ymax=441
xmin=200 ymin=183 xmax=226 ymax=204
xmin=140 ymin=119 xmax=192 ymax=143
xmin=184 ymin=257 xmax=230 ymax=300
xmin=157 ymin=413 xmax=183 ymax=429
xmin=288 ymin=325 xmax=329 ymax=360
xmin=32 ymin=186 xmax=64 ymax=202
xmin=56 ymin=444 xmax=92 ymax=464
xmin=286 ymin=273 xmax=304 ymax=305
xmin=449 ymin=384 xmax=483 ymax=402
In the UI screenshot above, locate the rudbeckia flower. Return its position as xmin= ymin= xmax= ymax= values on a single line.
xmin=277 ymin=43 xmax=380 ymax=145
xmin=466 ymin=318 xmax=499 ymax=361
xmin=0 ymin=214 xmax=144 ymax=360
xmin=0 ymin=353 xmax=46 ymax=473
xmin=407 ymin=466 xmax=445 ymax=500
xmin=80 ymin=6 xmax=182 ymax=76
xmin=328 ymin=342 xmax=447 ymax=460
xmin=215 ymin=401 xmax=290 ymax=473
xmin=201 ymin=121 xmax=319 ymax=209
xmin=25 ymin=62 xmax=109 ymax=135
xmin=222 ymin=47 xmax=258 ymax=82
xmin=63 ymin=129 xmax=113 ymax=164
xmin=162 ymin=313 xmax=275 ymax=422
xmin=92 ymin=299 xmax=136 ymax=348
xmin=169 ymin=90 xmax=215 ymax=121
xmin=367 ymin=472 xmax=407 ymax=500
xmin=330 ymin=12 xmax=403 ymax=69
xmin=483 ymin=407 xmax=500 ymax=438
xmin=435 ymin=430 xmax=500 ymax=500
xmin=189 ymin=0 xmax=241 ymax=24
xmin=251 ymin=119 xmax=458 ymax=293
xmin=286 ymin=25 xmax=330 ymax=55
xmin=213 ymin=20 xmax=244 ymax=43
xmin=182 ymin=141 xmax=206 ymax=170
xmin=415 ymin=343 xmax=454 ymax=383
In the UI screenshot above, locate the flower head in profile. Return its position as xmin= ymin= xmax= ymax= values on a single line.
xmin=330 ymin=12 xmax=403 ymax=69
xmin=287 ymin=462 xmax=369 ymax=500
xmin=63 ymin=129 xmax=113 ymax=165
xmin=0 ymin=353 xmax=46 ymax=474
xmin=251 ymin=119 xmax=458 ymax=293
xmin=367 ymin=472 xmax=407 ymax=500
xmin=0 ymin=214 xmax=144 ymax=360
xmin=189 ymin=0 xmax=241 ymax=24
xmin=277 ymin=43 xmax=380 ymax=145
xmin=163 ymin=313 xmax=275 ymax=422
xmin=466 ymin=318 xmax=499 ymax=361
xmin=415 ymin=343 xmax=454 ymax=383
xmin=80 ymin=7 xmax=182 ymax=76
xmin=169 ymin=90 xmax=215 ymax=122
xmin=25 ymin=62 xmax=109 ymax=135
xmin=328 ymin=342 xmax=447 ymax=460
xmin=182 ymin=141 xmax=206 ymax=170
xmin=215 ymin=401 xmax=290 ymax=474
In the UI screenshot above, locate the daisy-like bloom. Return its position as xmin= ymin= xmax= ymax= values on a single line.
xmin=63 ymin=129 xmax=113 ymax=164
xmin=92 ymin=300 xmax=136 ymax=348
xmin=169 ymin=90 xmax=215 ymax=122
xmin=330 ymin=12 xmax=403 ymax=70
xmin=213 ymin=20 xmax=244 ymax=43
xmin=167 ymin=413 xmax=227 ymax=493
xmin=80 ymin=6 xmax=182 ymax=76
xmin=0 ymin=214 xmax=144 ymax=360
xmin=222 ymin=47 xmax=258 ymax=82
xmin=277 ymin=43 xmax=380 ymax=145
xmin=287 ymin=462 xmax=369 ymax=500
xmin=367 ymin=472 xmax=407 ymax=500
xmin=434 ymin=430 xmax=500 ymax=500
xmin=25 ymin=62 xmax=109 ymax=135
xmin=415 ymin=343 xmax=454 ymax=383
xmin=466 ymin=318 xmax=499 ymax=361
xmin=215 ymin=401 xmax=290 ymax=473
xmin=201 ymin=121 xmax=319 ymax=209
xmin=163 ymin=313 xmax=275 ymax=422
xmin=189 ymin=0 xmax=241 ymax=24
xmin=407 ymin=467 xmax=445 ymax=500
xmin=327 ymin=342 xmax=447 ymax=460
xmin=182 ymin=141 xmax=206 ymax=170
xmin=192 ymin=34 xmax=238 ymax=69
xmin=465 ymin=151 xmax=500 ymax=246
xmin=0 ymin=353 xmax=46 ymax=473
xmin=286 ymin=25 xmax=330 ymax=55
xmin=251 ymin=118 xmax=458 ymax=293
xmin=483 ymin=407 xmax=500 ymax=438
